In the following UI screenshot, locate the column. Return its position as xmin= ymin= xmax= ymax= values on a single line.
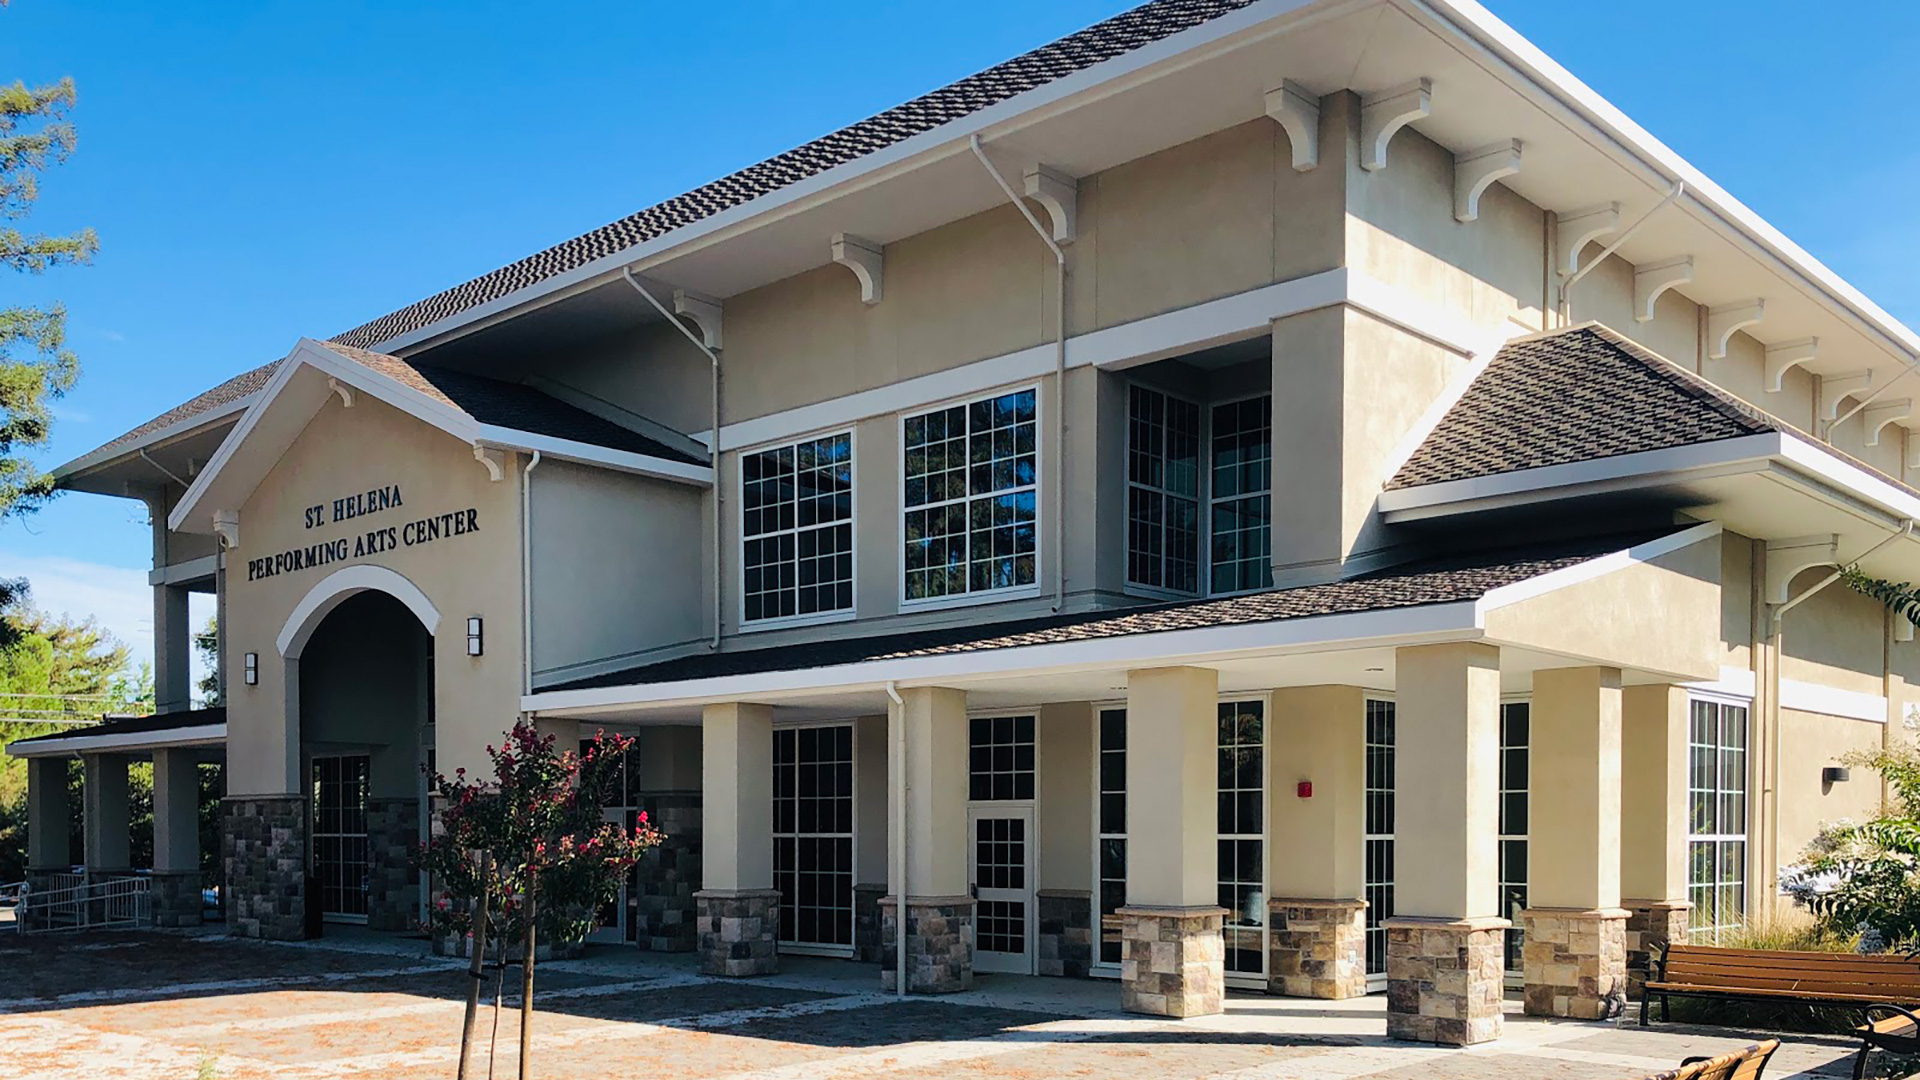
xmin=633 ymin=725 xmax=704 ymax=953
xmin=153 ymin=584 xmax=191 ymax=714
xmin=152 ymin=748 xmax=204 ymax=926
xmin=1522 ymin=668 xmax=1628 ymax=1019
xmin=1387 ymin=643 xmax=1505 ymax=1046
xmin=24 ymin=756 xmax=72 ymax=932
xmin=1120 ymin=666 xmax=1226 ymax=1018
xmin=884 ymin=686 xmax=972 ymax=993
xmin=82 ymin=754 xmax=132 ymax=876
xmin=695 ymin=702 xmax=779 ymax=976
xmin=1620 ymin=684 xmax=1691 ymax=997
xmin=1267 ymin=685 xmax=1367 ymax=999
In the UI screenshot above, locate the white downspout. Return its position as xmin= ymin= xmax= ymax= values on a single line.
xmin=520 ymin=450 xmax=542 ymax=695
xmin=969 ymin=134 xmax=1068 ymax=613
xmin=1558 ymin=181 xmax=1685 ymax=320
xmin=621 ymin=266 xmax=724 ymax=650
xmin=885 ymin=680 xmax=907 ymax=998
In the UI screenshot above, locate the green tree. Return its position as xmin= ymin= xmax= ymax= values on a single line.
xmin=1 ymin=7 xmax=97 ymax=522
xmin=194 ymin=615 xmax=219 ymax=707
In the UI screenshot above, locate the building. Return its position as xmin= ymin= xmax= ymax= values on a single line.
xmin=12 ymin=0 xmax=1920 ymax=1048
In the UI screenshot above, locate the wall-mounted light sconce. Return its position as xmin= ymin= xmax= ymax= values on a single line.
xmin=1822 ymin=766 xmax=1851 ymax=785
xmin=466 ymin=617 xmax=484 ymax=657
xmin=243 ymin=652 xmax=258 ymax=686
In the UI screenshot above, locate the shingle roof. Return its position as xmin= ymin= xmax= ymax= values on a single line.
xmin=94 ymin=362 xmax=279 ymax=455
xmin=543 ymin=528 xmax=1674 ymax=692
xmin=4 ymin=707 xmax=226 ymax=751
xmin=1386 ymin=323 xmax=1784 ymax=491
xmin=314 ymin=343 xmax=706 ymax=465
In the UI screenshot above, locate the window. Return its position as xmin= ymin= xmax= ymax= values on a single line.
xmin=1218 ymin=699 xmax=1266 ymax=977
xmin=1688 ymin=698 xmax=1749 ymax=943
xmin=773 ymin=725 xmax=855 ymax=951
xmin=741 ymin=433 xmax=854 ymax=624
xmin=1364 ymin=699 xmax=1396 ymax=976
xmin=903 ymin=389 xmax=1037 ymax=602
xmin=1498 ymin=702 xmax=1530 ymax=973
xmin=311 ymin=754 xmax=370 ymax=921
xmin=1097 ymin=707 xmax=1127 ymax=967
xmin=969 ymin=715 xmax=1036 ymax=801
xmin=1210 ymin=396 xmax=1272 ymax=594
xmin=1127 ymin=385 xmax=1201 ymax=592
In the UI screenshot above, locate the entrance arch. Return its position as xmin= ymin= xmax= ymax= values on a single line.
xmin=277 ymin=564 xmax=441 ymax=659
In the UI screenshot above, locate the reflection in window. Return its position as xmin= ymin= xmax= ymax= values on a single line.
xmin=1127 ymin=385 xmax=1200 ymax=592
xmin=742 ymin=433 xmax=853 ymax=623
xmin=903 ymin=389 xmax=1037 ymax=601
xmin=1218 ymin=700 xmax=1265 ymax=977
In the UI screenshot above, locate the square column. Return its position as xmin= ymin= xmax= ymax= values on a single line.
xmin=1120 ymin=666 xmax=1226 ymax=1018
xmin=695 ymin=702 xmax=780 ymax=976
xmin=1620 ymin=684 xmax=1691 ymax=997
xmin=884 ymin=686 xmax=974 ymax=993
xmin=1267 ymin=686 xmax=1367 ymax=999
xmin=1387 ymin=643 xmax=1506 ymax=1046
xmin=152 ymin=748 xmax=205 ymax=926
xmin=82 ymin=754 xmax=132 ymax=875
xmin=1522 ymin=667 xmax=1628 ymax=1019
xmin=153 ymin=583 xmax=192 ymax=714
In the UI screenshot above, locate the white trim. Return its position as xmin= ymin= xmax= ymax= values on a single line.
xmin=1683 ymin=666 xmax=1757 ymax=701
xmin=277 ymin=564 xmax=443 ymax=658
xmin=471 ymin=428 xmax=712 ymax=486
xmin=5 ymin=723 xmax=225 ymax=758
xmin=1780 ymin=680 xmax=1887 ymax=725
xmin=53 ymin=393 xmax=259 ymax=482
xmin=148 ymin=554 xmax=220 ymax=587
xmin=1474 ymin=521 xmax=1723 ymax=613
xmin=897 ymin=384 xmax=1045 ymax=613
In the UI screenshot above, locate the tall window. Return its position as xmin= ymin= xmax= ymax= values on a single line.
xmin=1364 ymin=700 xmax=1396 ymax=976
xmin=742 ymin=433 xmax=854 ymax=624
xmin=1688 ymin=699 xmax=1750 ymax=943
xmin=1127 ymin=385 xmax=1200 ymax=592
xmin=1097 ymin=708 xmax=1127 ymax=967
xmin=773 ymin=725 xmax=855 ymax=951
xmin=903 ymin=389 xmax=1037 ymax=602
xmin=1210 ymin=396 xmax=1272 ymax=594
xmin=969 ymin=715 xmax=1036 ymax=801
xmin=1218 ymin=699 xmax=1266 ymax=977
xmin=1498 ymin=702 xmax=1530 ymax=973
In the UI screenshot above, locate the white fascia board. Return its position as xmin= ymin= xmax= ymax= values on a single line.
xmin=471 ymin=428 xmax=712 ymax=487
xmin=522 ymin=599 xmax=1486 ymax=715
xmin=1775 ymin=436 xmax=1920 ymax=527
xmin=52 ymin=393 xmax=259 ymax=484
xmin=148 ymin=554 xmax=220 ymax=587
xmin=1474 ymin=520 xmax=1723 ymax=615
xmin=1684 ymin=664 xmax=1887 ymax=724
xmin=5 ymin=723 xmax=226 ymax=759
xmin=166 ymin=345 xmax=324 ymax=533
xmin=369 ymin=0 xmax=1348 ymax=356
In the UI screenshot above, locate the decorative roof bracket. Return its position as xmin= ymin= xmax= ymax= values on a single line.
xmin=1021 ymin=165 xmax=1078 ymax=244
xmin=1263 ymin=80 xmax=1320 ymax=171
xmin=1632 ymin=256 xmax=1693 ymax=323
xmin=1706 ymin=300 xmax=1765 ymax=360
xmin=212 ymin=510 xmax=241 ymax=551
xmin=1555 ymin=203 xmax=1620 ymax=276
xmin=1453 ymin=139 xmax=1522 ymax=223
xmin=830 ymin=233 xmax=885 ymax=305
xmin=1864 ymin=399 xmax=1914 ymax=446
xmin=1360 ymin=77 xmax=1431 ymax=172
xmin=472 ymin=444 xmax=508 ymax=482
xmin=1765 ymin=534 xmax=1839 ymax=604
xmin=1821 ymin=370 xmax=1875 ymax=420
xmin=1764 ymin=338 xmax=1819 ymax=392
xmin=327 ymin=377 xmax=355 ymax=408
xmin=672 ymin=289 xmax=724 ymax=351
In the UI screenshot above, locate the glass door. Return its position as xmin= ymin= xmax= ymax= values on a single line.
xmin=969 ymin=806 xmax=1036 ymax=974
xmin=311 ymin=754 xmax=370 ymax=923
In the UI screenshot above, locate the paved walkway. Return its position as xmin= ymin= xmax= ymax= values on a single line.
xmin=0 ymin=929 xmax=1864 ymax=1080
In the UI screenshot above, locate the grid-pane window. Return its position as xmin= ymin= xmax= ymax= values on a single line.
xmin=311 ymin=755 xmax=370 ymax=919
xmin=1498 ymin=702 xmax=1530 ymax=973
xmin=1688 ymin=699 xmax=1749 ymax=943
xmin=1364 ymin=700 xmax=1396 ymax=976
xmin=742 ymin=433 xmax=854 ymax=623
xmin=1097 ymin=708 xmax=1127 ymax=966
xmin=1127 ymin=385 xmax=1201 ymax=592
xmin=1210 ymin=396 xmax=1272 ymax=594
xmin=1218 ymin=700 xmax=1266 ymax=977
xmin=773 ymin=725 xmax=855 ymax=949
xmin=903 ymin=389 xmax=1038 ymax=601
xmin=970 ymin=715 xmax=1036 ymax=801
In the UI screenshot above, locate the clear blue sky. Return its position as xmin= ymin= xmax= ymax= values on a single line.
xmin=2 ymin=0 xmax=1917 ymax=660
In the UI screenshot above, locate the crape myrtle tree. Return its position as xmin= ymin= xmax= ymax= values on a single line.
xmin=419 ymin=720 xmax=661 ymax=1080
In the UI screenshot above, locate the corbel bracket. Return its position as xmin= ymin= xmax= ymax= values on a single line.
xmin=1764 ymin=338 xmax=1818 ymax=392
xmin=1263 ymin=80 xmax=1320 ymax=171
xmin=1633 ymin=256 xmax=1693 ymax=323
xmin=1360 ymin=77 xmax=1432 ymax=172
xmin=327 ymin=377 xmax=355 ymax=408
xmin=672 ymin=289 xmax=724 ymax=351
xmin=1765 ymin=534 xmax=1839 ymax=604
xmin=830 ymin=233 xmax=884 ymax=305
xmin=1556 ymin=203 xmax=1620 ymax=276
xmin=1821 ymin=370 xmax=1875 ymax=421
xmin=212 ymin=510 xmax=241 ymax=551
xmin=1453 ymin=140 xmax=1521 ymax=223
xmin=472 ymin=444 xmax=507 ymax=483
xmin=1897 ymin=613 xmax=1915 ymax=644
xmin=1022 ymin=165 xmax=1078 ymax=244
xmin=1706 ymin=300 xmax=1765 ymax=360
xmin=1864 ymin=399 xmax=1914 ymax=446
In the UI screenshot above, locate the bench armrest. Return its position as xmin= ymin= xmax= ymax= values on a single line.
xmin=1864 ymin=1003 xmax=1920 ymax=1031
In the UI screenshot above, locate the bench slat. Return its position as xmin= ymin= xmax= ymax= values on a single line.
xmin=1647 ymin=981 xmax=1917 ymax=1004
xmin=1665 ymin=954 xmax=1920 ymax=976
xmin=1661 ymin=964 xmax=1920 ymax=991
xmin=1664 ymin=945 xmax=1918 ymax=964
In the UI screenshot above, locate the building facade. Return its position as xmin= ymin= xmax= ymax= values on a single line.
xmin=16 ymin=0 xmax=1920 ymax=1048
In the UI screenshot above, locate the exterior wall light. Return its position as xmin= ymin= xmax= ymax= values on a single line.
xmin=243 ymin=652 xmax=258 ymax=686
xmin=1822 ymin=766 xmax=1851 ymax=785
xmin=466 ymin=617 xmax=484 ymax=657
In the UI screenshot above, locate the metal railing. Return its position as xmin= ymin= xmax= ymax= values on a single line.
xmin=0 ymin=881 xmax=23 ymax=933
xmin=12 ymin=876 xmax=151 ymax=933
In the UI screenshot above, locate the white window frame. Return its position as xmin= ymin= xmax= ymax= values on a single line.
xmin=1685 ymin=692 xmax=1752 ymax=945
xmin=1124 ymin=383 xmax=1203 ymax=599
xmin=897 ymin=384 xmax=1044 ymax=613
xmin=1090 ymin=700 xmax=1128 ymax=979
xmin=965 ymin=707 xmax=1043 ymax=976
xmin=1363 ymin=695 xmax=1396 ymax=991
xmin=737 ymin=428 xmax=859 ymax=633
xmin=1497 ymin=696 xmax=1530 ymax=986
xmin=771 ymin=719 xmax=859 ymax=958
xmin=1217 ymin=692 xmax=1271 ymax=988
xmin=309 ymin=750 xmax=372 ymax=926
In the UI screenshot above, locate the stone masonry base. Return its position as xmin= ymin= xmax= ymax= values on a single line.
xmin=1522 ymin=907 xmax=1628 ymax=1019
xmin=364 ymin=798 xmax=418 ymax=933
xmin=1268 ymin=897 xmax=1367 ymax=999
xmin=635 ymin=792 xmax=701 ymax=952
xmin=695 ymin=889 xmax=781 ymax=977
xmin=1384 ymin=916 xmax=1508 ymax=1046
xmin=1118 ymin=905 xmax=1227 ymax=1018
xmin=223 ymin=795 xmax=308 ymax=941
xmin=880 ymin=895 xmax=974 ymax=993
xmin=853 ymin=884 xmax=886 ymax=964
xmin=1038 ymin=889 xmax=1093 ymax=978
xmin=150 ymin=870 xmax=204 ymax=928
xmin=1624 ymin=900 xmax=1690 ymax=1001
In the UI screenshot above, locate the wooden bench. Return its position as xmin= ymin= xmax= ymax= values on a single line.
xmin=1641 ymin=944 xmax=1920 ymax=1027
xmin=1636 ymin=1040 xmax=1779 ymax=1080
xmin=1853 ymin=1004 xmax=1920 ymax=1080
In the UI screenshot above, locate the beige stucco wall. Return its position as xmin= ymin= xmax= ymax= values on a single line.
xmin=1038 ymin=701 xmax=1093 ymax=894
xmin=223 ymin=394 xmax=525 ymax=796
xmin=854 ymin=714 xmax=889 ymax=886
xmin=1268 ymin=685 xmax=1363 ymax=900
xmin=1778 ymin=569 xmax=1889 ymax=697
xmin=1777 ymin=710 xmax=1886 ymax=864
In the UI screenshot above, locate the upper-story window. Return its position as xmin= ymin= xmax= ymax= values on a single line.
xmin=1127 ymin=385 xmax=1272 ymax=596
xmin=1209 ymin=396 xmax=1272 ymax=594
xmin=741 ymin=432 xmax=854 ymax=625
xmin=902 ymin=387 xmax=1038 ymax=603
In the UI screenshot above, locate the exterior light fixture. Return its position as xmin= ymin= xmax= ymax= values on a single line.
xmin=1822 ymin=766 xmax=1851 ymax=785
xmin=466 ymin=617 xmax=484 ymax=657
xmin=243 ymin=652 xmax=258 ymax=686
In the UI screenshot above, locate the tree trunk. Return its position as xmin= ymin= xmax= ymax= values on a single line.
xmin=518 ymin=877 xmax=537 ymax=1080
xmin=456 ymin=851 xmax=491 ymax=1080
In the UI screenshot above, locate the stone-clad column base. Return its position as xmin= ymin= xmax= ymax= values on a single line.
xmin=1624 ymin=900 xmax=1690 ymax=1001
xmin=150 ymin=870 xmax=204 ymax=928
xmin=636 ymin=793 xmax=702 ymax=952
xmin=1269 ymin=898 xmax=1368 ymax=999
xmin=1385 ymin=916 xmax=1509 ymax=1046
xmin=364 ymin=798 xmax=419 ymax=932
xmin=222 ymin=795 xmax=308 ymax=941
xmin=1038 ymin=889 xmax=1093 ymax=978
xmin=1118 ymin=905 xmax=1227 ymax=1018
xmin=853 ymin=884 xmax=886 ymax=963
xmin=880 ymin=895 xmax=974 ymax=993
xmin=694 ymin=888 xmax=781 ymax=976
xmin=1522 ymin=907 xmax=1629 ymax=1019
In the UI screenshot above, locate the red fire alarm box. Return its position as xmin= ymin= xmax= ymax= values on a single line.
xmin=1296 ymin=780 xmax=1313 ymax=799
